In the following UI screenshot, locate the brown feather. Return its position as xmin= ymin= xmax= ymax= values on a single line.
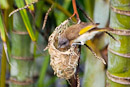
xmin=64 ymin=22 xmax=91 ymax=41
xmin=58 ymin=22 xmax=94 ymax=48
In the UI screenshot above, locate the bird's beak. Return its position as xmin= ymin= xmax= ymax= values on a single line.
xmin=96 ymin=23 xmax=100 ymax=26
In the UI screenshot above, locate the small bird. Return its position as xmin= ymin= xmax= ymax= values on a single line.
xmin=58 ymin=22 xmax=100 ymax=48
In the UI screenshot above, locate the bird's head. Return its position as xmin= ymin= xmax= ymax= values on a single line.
xmin=58 ymin=36 xmax=69 ymax=48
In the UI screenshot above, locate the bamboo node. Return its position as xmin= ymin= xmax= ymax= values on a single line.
xmin=111 ymin=5 xmax=130 ymax=16
xmin=109 ymin=28 xmax=130 ymax=36
xmin=9 ymin=77 xmax=34 ymax=85
xmin=107 ymin=71 xmax=130 ymax=85
xmin=12 ymin=29 xmax=28 ymax=35
xmin=108 ymin=47 xmax=130 ymax=58
xmin=45 ymin=19 xmax=80 ymax=79
xmin=11 ymin=55 xmax=34 ymax=61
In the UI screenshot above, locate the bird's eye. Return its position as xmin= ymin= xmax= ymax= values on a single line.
xmin=63 ymin=42 xmax=66 ymax=45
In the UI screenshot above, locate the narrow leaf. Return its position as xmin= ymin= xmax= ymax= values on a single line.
xmin=15 ymin=0 xmax=36 ymax=41
xmin=0 ymin=0 xmax=9 ymax=9
xmin=38 ymin=54 xmax=50 ymax=87
xmin=0 ymin=47 xmax=6 ymax=87
xmin=0 ymin=12 xmax=6 ymax=42
xmin=25 ymin=0 xmax=37 ymax=11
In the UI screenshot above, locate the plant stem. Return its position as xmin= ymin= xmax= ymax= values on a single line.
xmin=71 ymin=0 xmax=80 ymax=21
xmin=107 ymin=0 xmax=130 ymax=86
xmin=9 ymin=12 xmax=34 ymax=87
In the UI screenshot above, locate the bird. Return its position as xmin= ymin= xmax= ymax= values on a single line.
xmin=57 ymin=22 xmax=100 ymax=48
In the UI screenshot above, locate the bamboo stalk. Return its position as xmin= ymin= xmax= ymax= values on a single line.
xmin=107 ymin=0 xmax=130 ymax=87
xmin=9 ymin=12 xmax=34 ymax=87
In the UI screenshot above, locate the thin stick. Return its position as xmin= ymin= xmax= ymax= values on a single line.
xmin=70 ymin=0 xmax=80 ymax=21
xmin=85 ymin=44 xmax=106 ymax=64
xmin=3 ymin=42 xmax=16 ymax=69
xmin=105 ymin=32 xmax=117 ymax=41
xmin=77 ymin=5 xmax=94 ymax=24
xmin=42 ymin=4 xmax=54 ymax=30
xmin=9 ymin=0 xmax=38 ymax=17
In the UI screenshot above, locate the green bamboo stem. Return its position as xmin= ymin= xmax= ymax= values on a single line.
xmin=107 ymin=0 xmax=130 ymax=87
xmin=0 ymin=47 xmax=7 ymax=87
xmin=9 ymin=12 xmax=34 ymax=87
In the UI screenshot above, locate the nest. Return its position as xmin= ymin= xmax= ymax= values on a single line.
xmin=45 ymin=19 xmax=80 ymax=79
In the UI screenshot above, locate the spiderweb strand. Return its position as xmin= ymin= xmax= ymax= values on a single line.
xmin=9 ymin=0 xmax=38 ymax=17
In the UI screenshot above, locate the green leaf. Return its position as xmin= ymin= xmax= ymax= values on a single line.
xmin=25 ymin=0 xmax=36 ymax=11
xmin=83 ymin=0 xmax=95 ymax=18
xmin=0 ymin=47 xmax=7 ymax=87
xmin=15 ymin=0 xmax=36 ymax=41
xmin=0 ymin=12 xmax=6 ymax=42
xmin=0 ymin=0 xmax=9 ymax=9
xmin=38 ymin=53 xmax=50 ymax=87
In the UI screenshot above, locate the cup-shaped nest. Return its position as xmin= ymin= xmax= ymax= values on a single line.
xmin=45 ymin=19 xmax=80 ymax=79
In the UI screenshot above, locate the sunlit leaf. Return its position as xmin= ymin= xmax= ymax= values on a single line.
xmin=15 ymin=0 xmax=36 ymax=41
xmin=0 ymin=0 xmax=9 ymax=9
xmin=0 ymin=12 xmax=6 ymax=42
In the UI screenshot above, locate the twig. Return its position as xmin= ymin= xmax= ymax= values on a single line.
xmin=42 ymin=4 xmax=54 ymax=30
xmin=70 ymin=0 xmax=80 ymax=21
xmin=85 ymin=44 xmax=106 ymax=64
xmin=106 ymin=32 xmax=119 ymax=43
xmin=77 ymin=5 xmax=94 ymax=24
xmin=9 ymin=0 xmax=38 ymax=17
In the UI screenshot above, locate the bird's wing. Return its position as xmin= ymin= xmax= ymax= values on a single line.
xmin=79 ymin=24 xmax=97 ymax=35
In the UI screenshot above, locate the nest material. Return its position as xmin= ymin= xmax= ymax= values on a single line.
xmin=46 ymin=19 xmax=80 ymax=79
